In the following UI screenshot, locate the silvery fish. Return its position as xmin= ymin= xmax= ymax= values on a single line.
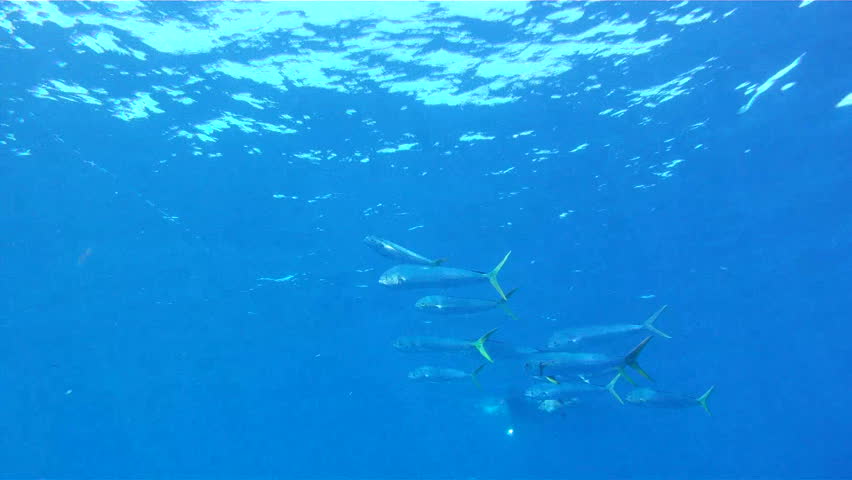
xmin=393 ymin=328 xmax=499 ymax=363
xmin=626 ymin=386 xmax=715 ymax=415
xmin=379 ymin=251 xmax=512 ymax=300
xmin=415 ymin=288 xmax=518 ymax=319
xmin=526 ymin=337 xmax=654 ymax=384
xmin=407 ymin=364 xmax=486 ymax=387
xmin=364 ymin=235 xmax=446 ymax=266
xmin=537 ymin=398 xmax=579 ymax=414
xmin=546 ymin=305 xmax=670 ymax=350
xmin=524 ymin=373 xmax=623 ymax=404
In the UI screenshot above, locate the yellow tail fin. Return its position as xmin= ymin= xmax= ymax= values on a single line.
xmin=471 ymin=327 xmax=499 ymax=363
xmin=486 ymin=251 xmax=511 ymax=300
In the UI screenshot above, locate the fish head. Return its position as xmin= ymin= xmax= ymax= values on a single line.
xmin=378 ymin=268 xmax=405 ymax=286
xmin=477 ymin=397 xmax=508 ymax=417
xmin=538 ymin=399 xmax=567 ymax=413
xmin=392 ymin=337 xmax=413 ymax=351
xmin=546 ymin=334 xmax=581 ymax=350
xmin=414 ymin=296 xmax=440 ymax=311
xmin=524 ymin=386 xmax=546 ymax=400
xmin=625 ymin=387 xmax=654 ymax=404
xmin=407 ymin=366 xmax=432 ymax=381
xmin=363 ymin=235 xmax=382 ymax=247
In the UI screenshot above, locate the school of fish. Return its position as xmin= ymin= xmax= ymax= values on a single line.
xmin=366 ymin=236 xmax=715 ymax=421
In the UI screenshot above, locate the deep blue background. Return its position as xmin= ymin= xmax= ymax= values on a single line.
xmin=1 ymin=2 xmax=851 ymax=478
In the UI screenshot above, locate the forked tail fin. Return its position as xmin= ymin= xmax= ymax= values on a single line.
xmin=486 ymin=251 xmax=512 ymax=300
xmin=606 ymin=372 xmax=624 ymax=405
xmin=697 ymin=385 xmax=715 ymax=415
xmin=471 ymin=328 xmax=499 ymax=363
xmin=618 ymin=367 xmax=636 ymax=386
xmin=499 ymin=288 xmax=520 ymax=320
xmin=471 ymin=364 xmax=486 ymax=388
xmin=624 ymin=336 xmax=654 ymax=382
xmin=643 ymin=305 xmax=671 ymax=339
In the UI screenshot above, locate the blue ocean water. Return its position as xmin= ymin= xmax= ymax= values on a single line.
xmin=1 ymin=1 xmax=851 ymax=478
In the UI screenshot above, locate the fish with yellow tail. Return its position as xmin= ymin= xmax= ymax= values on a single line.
xmin=626 ymin=386 xmax=715 ymax=415
xmin=527 ymin=336 xmax=655 ymax=385
xmin=364 ymin=235 xmax=446 ymax=266
xmin=407 ymin=364 xmax=487 ymax=387
xmin=393 ymin=328 xmax=500 ymax=363
xmin=415 ymin=288 xmax=519 ymax=319
xmin=379 ymin=251 xmax=512 ymax=300
xmin=546 ymin=305 xmax=670 ymax=350
xmin=525 ymin=372 xmax=624 ymax=404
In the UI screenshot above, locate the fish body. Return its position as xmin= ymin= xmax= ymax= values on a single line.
xmin=487 ymin=342 xmax=539 ymax=360
xmin=415 ymin=289 xmax=518 ymax=318
xmin=393 ymin=328 xmax=499 ymax=362
xmin=525 ymin=373 xmax=623 ymax=404
xmin=526 ymin=351 xmax=622 ymax=374
xmin=416 ymin=295 xmax=501 ymax=314
xmin=407 ymin=364 xmax=486 ymax=386
xmin=525 ymin=381 xmax=605 ymax=400
xmin=379 ymin=251 xmax=512 ymax=300
xmin=546 ymin=305 xmax=670 ymax=349
xmin=408 ymin=366 xmax=469 ymax=381
xmin=528 ymin=337 xmax=655 ymax=384
xmin=394 ymin=336 xmax=471 ymax=352
xmin=363 ymin=235 xmax=444 ymax=266
xmin=538 ymin=398 xmax=577 ymax=413
xmin=381 ymin=265 xmax=485 ymax=288
xmin=547 ymin=324 xmax=642 ymax=348
xmin=626 ymin=386 xmax=715 ymax=415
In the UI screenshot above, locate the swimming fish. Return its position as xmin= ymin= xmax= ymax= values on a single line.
xmin=485 ymin=342 xmax=539 ymax=361
xmin=537 ymin=398 xmax=579 ymax=414
xmin=379 ymin=251 xmax=512 ymax=300
xmin=527 ymin=336 xmax=655 ymax=384
xmin=393 ymin=328 xmax=499 ymax=362
xmin=524 ymin=373 xmax=623 ymax=404
xmin=407 ymin=364 xmax=487 ymax=387
xmin=546 ymin=305 xmax=670 ymax=350
xmin=364 ymin=235 xmax=446 ymax=266
xmin=625 ymin=386 xmax=715 ymax=415
xmin=415 ymin=288 xmax=518 ymax=319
